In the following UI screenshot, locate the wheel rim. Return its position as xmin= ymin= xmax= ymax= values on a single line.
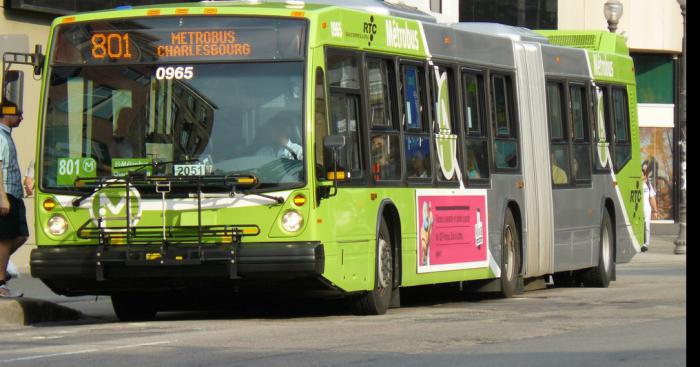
xmin=602 ymin=222 xmax=612 ymax=272
xmin=377 ymin=237 xmax=392 ymax=289
xmin=504 ymin=226 xmax=515 ymax=281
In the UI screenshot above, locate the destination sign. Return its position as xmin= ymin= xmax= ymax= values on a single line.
xmin=156 ymin=30 xmax=251 ymax=58
xmin=53 ymin=17 xmax=306 ymax=65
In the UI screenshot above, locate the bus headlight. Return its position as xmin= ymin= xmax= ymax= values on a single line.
xmin=281 ymin=210 xmax=303 ymax=232
xmin=48 ymin=215 xmax=68 ymax=236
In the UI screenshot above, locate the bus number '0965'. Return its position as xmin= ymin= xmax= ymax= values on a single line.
xmin=155 ymin=66 xmax=194 ymax=80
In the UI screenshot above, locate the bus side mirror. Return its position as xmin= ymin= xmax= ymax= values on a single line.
xmin=320 ymin=135 xmax=346 ymax=198
xmin=2 ymin=70 xmax=24 ymax=112
xmin=323 ymin=134 xmax=346 ymax=151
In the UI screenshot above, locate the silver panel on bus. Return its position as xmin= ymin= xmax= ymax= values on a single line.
xmin=512 ymin=41 xmax=555 ymax=277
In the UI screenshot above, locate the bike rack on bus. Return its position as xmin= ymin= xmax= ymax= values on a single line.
xmin=73 ymin=173 xmax=262 ymax=281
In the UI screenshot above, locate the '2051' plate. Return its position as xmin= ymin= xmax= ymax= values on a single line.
xmin=174 ymin=164 xmax=206 ymax=176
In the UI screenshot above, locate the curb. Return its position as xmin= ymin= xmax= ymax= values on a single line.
xmin=0 ymin=297 xmax=83 ymax=326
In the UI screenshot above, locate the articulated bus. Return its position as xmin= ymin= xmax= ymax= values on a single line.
xmin=1 ymin=0 xmax=644 ymax=321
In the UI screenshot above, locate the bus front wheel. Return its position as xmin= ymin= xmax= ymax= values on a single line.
xmin=355 ymin=220 xmax=393 ymax=315
xmin=499 ymin=209 xmax=520 ymax=298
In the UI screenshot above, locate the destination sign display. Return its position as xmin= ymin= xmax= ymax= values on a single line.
xmin=53 ymin=17 xmax=306 ymax=65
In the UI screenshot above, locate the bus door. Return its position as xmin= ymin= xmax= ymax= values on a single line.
xmin=512 ymin=41 xmax=554 ymax=277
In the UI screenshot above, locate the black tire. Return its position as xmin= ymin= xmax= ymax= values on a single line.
xmin=112 ymin=294 xmax=158 ymax=322
xmin=355 ymin=220 xmax=393 ymax=315
xmin=499 ymin=209 xmax=521 ymax=298
xmin=581 ymin=210 xmax=615 ymax=287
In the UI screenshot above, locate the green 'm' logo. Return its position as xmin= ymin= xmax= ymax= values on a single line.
xmin=89 ymin=184 xmax=142 ymax=228
xmin=434 ymin=69 xmax=459 ymax=181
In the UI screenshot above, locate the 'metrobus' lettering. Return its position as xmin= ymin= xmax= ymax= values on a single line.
xmin=385 ymin=19 xmax=419 ymax=51
xmin=593 ymin=54 xmax=615 ymax=78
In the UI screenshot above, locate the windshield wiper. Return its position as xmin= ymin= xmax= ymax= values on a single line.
xmin=195 ymin=176 xmax=285 ymax=204
xmin=241 ymin=189 xmax=285 ymax=204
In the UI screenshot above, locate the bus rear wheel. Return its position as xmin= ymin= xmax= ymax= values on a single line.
xmin=499 ymin=209 xmax=520 ymax=298
xmin=355 ymin=220 xmax=393 ymax=315
xmin=581 ymin=210 xmax=614 ymax=287
xmin=112 ymin=294 xmax=158 ymax=322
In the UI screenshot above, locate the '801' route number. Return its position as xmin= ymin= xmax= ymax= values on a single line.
xmin=155 ymin=66 xmax=194 ymax=80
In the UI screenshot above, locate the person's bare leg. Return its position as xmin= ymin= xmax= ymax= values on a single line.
xmin=0 ymin=239 xmax=13 ymax=282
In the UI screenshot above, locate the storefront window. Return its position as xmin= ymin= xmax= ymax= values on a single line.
xmin=640 ymin=127 xmax=675 ymax=220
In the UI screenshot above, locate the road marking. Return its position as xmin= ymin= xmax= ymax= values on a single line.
xmin=0 ymin=349 xmax=99 ymax=363
xmin=0 ymin=341 xmax=174 ymax=364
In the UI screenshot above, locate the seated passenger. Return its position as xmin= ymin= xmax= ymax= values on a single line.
xmin=371 ymin=135 xmax=393 ymax=180
xmin=467 ymin=150 xmax=481 ymax=179
xmin=551 ymin=152 xmax=569 ymax=184
xmin=410 ymin=151 xmax=429 ymax=178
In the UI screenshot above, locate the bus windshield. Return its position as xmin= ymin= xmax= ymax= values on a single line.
xmin=41 ymin=17 xmax=306 ymax=192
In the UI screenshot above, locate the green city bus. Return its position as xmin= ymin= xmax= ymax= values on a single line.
xmin=1 ymin=0 xmax=644 ymax=321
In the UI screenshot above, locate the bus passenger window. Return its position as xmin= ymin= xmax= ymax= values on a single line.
xmin=491 ymin=74 xmax=518 ymax=170
xmin=612 ymin=87 xmax=631 ymax=170
xmin=432 ymin=65 xmax=459 ymax=181
xmin=593 ymin=85 xmax=612 ymax=171
xmin=371 ymin=134 xmax=401 ymax=180
xmin=462 ymin=72 xmax=489 ymax=181
xmin=330 ymin=94 xmax=362 ymax=178
xmin=551 ymin=147 xmax=570 ymax=184
xmin=570 ymin=84 xmax=592 ymax=181
xmin=327 ymin=54 xmax=360 ymax=89
xmin=401 ymin=64 xmax=431 ymax=181
xmin=327 ymin=51 xmax=363 ymax=180
xmin=493 ymin=75 xmax=512 ymax=137
xmin=367 ymin=59 xmax=395 ymax=128
xmin=403 ymin=66 xmax=424 ymax=130
xmin=546 ymin=82 xmax=570 ymax=185
xmin=466 ymin=140 xmax=489 ymax=179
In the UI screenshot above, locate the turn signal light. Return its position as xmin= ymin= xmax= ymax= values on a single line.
xmin=43 ymin=198 xmax=57 ymax=211
xmin=293 ymin=194 xmax=306 ymax=206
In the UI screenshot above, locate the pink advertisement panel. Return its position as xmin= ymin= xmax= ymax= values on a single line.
xmin=417 ymin=191 xmax=488 ymax=272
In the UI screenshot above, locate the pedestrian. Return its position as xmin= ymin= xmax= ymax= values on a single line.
xmin=641 ymin=164 xmax=659 ymax=252
xmin=0 ymin=100 xmax=28 ymax=298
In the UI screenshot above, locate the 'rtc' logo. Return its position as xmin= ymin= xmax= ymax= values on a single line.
xmin=629 ymin=180 xmax=642 ymax=218
xmin=364 ymin=16 xmax=377 ymax=46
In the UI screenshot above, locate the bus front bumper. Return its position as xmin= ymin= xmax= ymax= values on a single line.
xmin=30 ymin=242 xmax=325 ymax=296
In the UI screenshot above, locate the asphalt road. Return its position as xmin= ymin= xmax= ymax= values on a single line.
xmin=0 ymin=236 xmax=686 ymax=367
